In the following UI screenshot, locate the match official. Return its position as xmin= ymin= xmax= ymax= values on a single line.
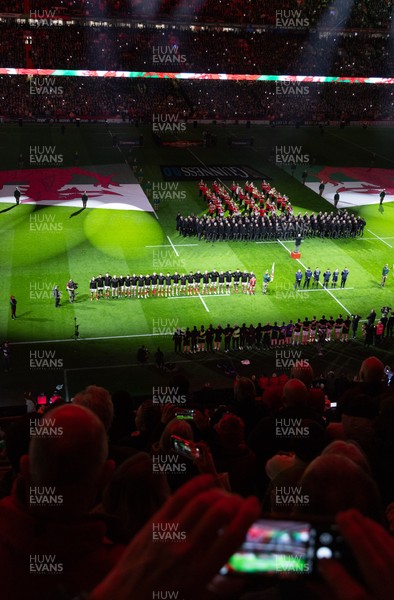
xmin=262 ymin=270 xmax=271 ymax=295
xmin=294 ymin=269 xmax=303 ymax=290
xmin=340 ymin=268 xmax=349 ymax=288
xmin=381 ymin=264 xmax=389 ymax=287
xmin=303 ymin=267 xmax=312 ymax=288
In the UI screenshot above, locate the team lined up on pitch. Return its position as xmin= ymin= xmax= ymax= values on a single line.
xmin=88 ymin=270 xmax=258 ymax=300
xmin=80 ymin=263 xmax=391 ymax=302
xmin=176 ymin=180 xmax=366 ymax=241
xmin=170 ymin=313 xmax=390 ymax=354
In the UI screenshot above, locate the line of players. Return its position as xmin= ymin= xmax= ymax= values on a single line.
xmin=172 ymin=313 xmax=385 ymax=353
xmin=199 ymin=179 xmax=293 ymax=218
xmin=294 ymin=267 xmax=349 ymax=289
xmin=88 ymin=270 xmax=257 ymax=300
xmin=174 ymin=309 xmax=394 ymax=352
xmin=176 ymin=210 xmax=366 ymax=243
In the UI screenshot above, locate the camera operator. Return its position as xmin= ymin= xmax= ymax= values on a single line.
xmin=66 ymin=279 xmax=78 ymax=303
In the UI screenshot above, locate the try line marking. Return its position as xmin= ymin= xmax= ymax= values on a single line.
xmin=366 ymin=229 xmax=393 ymax=248
xmin=276 ymin=239 xmax=352 ymax=315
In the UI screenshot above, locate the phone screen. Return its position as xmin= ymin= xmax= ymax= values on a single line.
xmin=220 ymin=518 xmax=343 ymax=578
xmin=175 ymin=409 xmax=195 ymax=420
xmin=171 ymin=435 xmax=200 ymax=459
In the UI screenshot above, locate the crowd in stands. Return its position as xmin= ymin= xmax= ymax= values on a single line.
xmin=0 ymin=77 xmax=188 ymax=120
xmin=0 ymin=24 xmax=392 ymax=78
xmin=0 ymin=355 xmax=394 ymax=598
xmin=1 ymin=75 xmax=393 ymax=123
xmin=1 ymin=0 xmax=392 ymax=29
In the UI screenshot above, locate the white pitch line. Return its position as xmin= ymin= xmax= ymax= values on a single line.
xmin=255 ymin=241 xmax=280 ymax=244
xmin=168 ymin=293 xmax=229 ymax=299
xmin=366 ymin=229 xmax=393 ymax=248
xmin=277 ymin=239 xmax=292 ymax=255
xmin=166 ymin=236 xmax=179 ymax=256
xmin=145 ymin=244 xmax=198 ymax=248
xmin=10 ymin=331 xmax=172 ymax=346
xmin=197 ymin=293 xmax=210 ymax=312
xmin=298 ymin=288 xmax=354 ymax=293
xmin=356 ymin=237 xmax=394 ymax=241
xmin=276 ymin=239 xmax=352 ymax=314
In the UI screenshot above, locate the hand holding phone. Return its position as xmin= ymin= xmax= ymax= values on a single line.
xmin=318 ymin=509 xmax=394 ymax=600
xmin=193 ymin=441 xmax=218 ymax=476
xmin=192 ymin=409 xmax=211 ymax=430
xmin=171 ymin=435 xmax=200 ymax=460
xmin=220 ymin=516 xmax=349 ymax=580
xmin=161 ymin=404 xmax=177 ymax=425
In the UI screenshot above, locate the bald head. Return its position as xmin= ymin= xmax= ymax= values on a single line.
xmin=359 ymin=357 xmax=384 ymax=383
xmin=283 ymin=379 xmax=308 ymax=408
xmin=290 ymin=364 xmax=314 ymax=386
xmin=299 ymin=454 xmax=382 ymax=520
xmin=321 ymin=441 xmax=371 ymax=474
xmin=73 ymin=385 xmax=114 ymax=432
xmin=29 ymin=404 xmax=108 ymax=487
